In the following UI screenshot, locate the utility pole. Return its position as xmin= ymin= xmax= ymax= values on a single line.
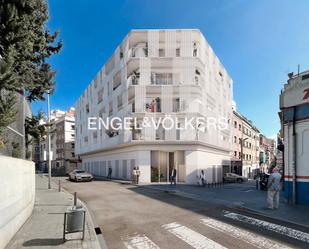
xmin=47 ymin=92 xmax=52 ymax=189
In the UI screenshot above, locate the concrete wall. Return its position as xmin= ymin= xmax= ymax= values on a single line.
xmin=0 ymin=156 xmax=35 ymax=249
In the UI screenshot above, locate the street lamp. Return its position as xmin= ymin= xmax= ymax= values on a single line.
xmin=240 ymin=137 xmax=248 ymax=176
xmin=47 ymin=91 xmax=51 ymax=189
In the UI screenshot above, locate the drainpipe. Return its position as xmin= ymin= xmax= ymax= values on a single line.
xmin=292 ymin=107 xmax=297 ymax=205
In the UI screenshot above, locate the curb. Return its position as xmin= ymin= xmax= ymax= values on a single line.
xmin=234 ymin=205 xmax=309 ymax=230
xmin=140 ymin=183 xmax=309 ymax=230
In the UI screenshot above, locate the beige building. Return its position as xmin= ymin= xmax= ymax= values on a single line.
xmin=231 ymin=110 xmax=260 ymax=178
xmin=39 ymin=108 xmax=79 ymax=175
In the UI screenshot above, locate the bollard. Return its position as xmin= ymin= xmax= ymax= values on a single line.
xmin=256 ymin=179 xmax=259 ymax=190
xmin=58 ymin=180 xmax=61 ymax=192
xmin=74 ymin=192 xmax=77 ymax=206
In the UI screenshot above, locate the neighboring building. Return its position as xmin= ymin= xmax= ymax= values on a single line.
xmin=39 ymin=108 xmax=79 ymax=174
xmin=75 ymin=29 xmax=234 ymax=184
xmin=279 ymin=70 xmax=309 ymax=204
xmin=231 ymin=110 xmax=260 ymax=178
xmin=259 ymin=135 xmax=276 ymax=173
xmin=276 ymin=133 xmax=284 ymax=169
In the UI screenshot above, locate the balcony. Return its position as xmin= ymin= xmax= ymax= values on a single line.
xmin=132 ymin=130 xmax=143 ymax=140
xmin=129 ymin=43 xmax=148 ymax=58
xmin=150 ymin=73 xmax=173 ymax=85
xmin=146 ymin=97 xmax=161 ymax=113
xmin=127 ymin=75 xmax=139 ymax=86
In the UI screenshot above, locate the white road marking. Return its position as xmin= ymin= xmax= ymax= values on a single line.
xmin=162 ymin=222 xmax=227 ymax=249
xmin=201 ymin=217 xmax=293 ymax=249
xmin=223 ymin=211 xmax=309 ymax=244
xmin=123 ymin=234 xmax=160 ymax=249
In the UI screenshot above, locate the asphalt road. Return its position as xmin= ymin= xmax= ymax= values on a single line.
xmin=55 ymin=177 xmax=309 ymax=249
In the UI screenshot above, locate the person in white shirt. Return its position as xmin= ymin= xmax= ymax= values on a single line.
xmin=132 ymin=167 xmax=137 ymax=184
xmin=267 ymin=167 xmax=282 ymax=209
xmin=136 ymin=166 xmax=141 ymax=184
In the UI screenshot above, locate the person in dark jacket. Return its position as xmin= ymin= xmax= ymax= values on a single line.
xmin=170 ymin=168 xmax=177 ymax=186
xmin=107 ymin=167 xmax=112 ymax=180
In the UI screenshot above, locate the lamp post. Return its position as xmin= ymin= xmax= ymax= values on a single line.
xmin=240 ymin=137 xmax=248 ymax=176
xmin=47 ymin=92 xmax=51 ymax=189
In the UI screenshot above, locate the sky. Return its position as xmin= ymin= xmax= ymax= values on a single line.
xmin=33 ymin=0 xmax=309 ymax=138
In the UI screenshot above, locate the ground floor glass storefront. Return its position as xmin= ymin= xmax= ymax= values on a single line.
xmin=150 ymin=150 xmax=185 ymax=182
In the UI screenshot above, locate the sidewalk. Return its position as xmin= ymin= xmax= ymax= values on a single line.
xmin=5 ymin=175 xmax=101 ymax=249
xmin=138 ymin=181 xmax=309 ymax=228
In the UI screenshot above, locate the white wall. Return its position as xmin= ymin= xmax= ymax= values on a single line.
xmin=0 ymin=156 xmax=35 ymax=249
xmin=185 ymin=149 xmax=230 ymax=184
xmin=284 ymin=120 xmax=309 ymax=179
xmin=82 ymin=150 xmax=151 ymax=183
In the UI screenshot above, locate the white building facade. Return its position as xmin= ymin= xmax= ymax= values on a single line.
xmin=75 ymin=29 xmax=233 ymax=184
xmin=280 ymin=70 xmax=309 ymax=204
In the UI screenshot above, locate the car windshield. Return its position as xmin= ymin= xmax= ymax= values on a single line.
xmin=75 ymin=170 xmax=85 ymax=173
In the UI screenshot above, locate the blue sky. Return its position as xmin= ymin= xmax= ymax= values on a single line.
xmin=33 ymin=0 xmax=309 ymax=137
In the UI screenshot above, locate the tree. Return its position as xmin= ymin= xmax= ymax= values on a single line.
xmin=24 ymin=111 xmax=46 ymax=158
xmin=0 ymin=0 xmax=62 ymax=136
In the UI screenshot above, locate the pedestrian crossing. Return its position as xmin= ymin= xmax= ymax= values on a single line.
xmin=123 ymin=234 xmax=160 ymax=249
xmin=162 ymin=222 xmax=228 ymax=249
xmin=223 ymin=211 xmax=309 ymax=244
xmin=122 ymin=212 xmax=305 ymax=249
xmin=200 ymin=217 xmax=291 ymax=249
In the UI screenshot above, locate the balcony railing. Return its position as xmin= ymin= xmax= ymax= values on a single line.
xmin=130 ymin=46 xmax=148 ymax=58
xmin=151 ymin=73 xmax=173 ymax=85
xmin=127 ymin=75 xmax=139 ymax=86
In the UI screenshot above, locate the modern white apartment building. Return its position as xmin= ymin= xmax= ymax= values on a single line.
xmin=75 ymin=29 xmax=233 ymax=184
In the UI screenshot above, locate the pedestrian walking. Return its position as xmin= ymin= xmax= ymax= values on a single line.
xmin=200 ymin=170 xmax=206 ymax=187
xmin=267 ymin=167 xmax=282 ymax=209
xmin=107 ymin=167 xmax=112 ymax=180
xmin=170 ymin=167 xmax=177 ymax=186
xmin=136 ymin=166 xmax=141 ymax=184
xmin=132 ymin=167 xmax=137 ymax=184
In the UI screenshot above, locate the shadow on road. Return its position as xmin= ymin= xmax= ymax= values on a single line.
xmin=23 ymin=238 xmax=63 ymax=246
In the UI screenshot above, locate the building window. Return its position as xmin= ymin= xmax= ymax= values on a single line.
xmin=97 ymin=89 xmax=103 ymax=104
xmin=159 ymin=48 xmax=165 ymax=57
xmin=239 ymin=138 xmax=241 ymax=144
xmin=176 ymin=48 xmax=180 ymax=57
xmin=234 ymin=151 xmax=237 ymax=157
xmin=71 ymin=125 xmax=75 ymax=130
xmin=117 ymin=95 xmax=123 ymax=111
xmin=239 ymin=124 xmax=241 ymax=131
xmin=193 ymin=42 xmax=198 ymax=57
xmin=234 ymin=121 xmax=237 ymax=128
xmin=71 ymin=152 xmax=75 ymax=158
xmin=71 ymin=143 xmax=75 ymax=149
xmin=234 ymin=136 xmax=237 ymax=143
xmin=86 ymin=104 xmax=89 ymax=114
xmin=109 ymin=101 xmax=113 ymax=116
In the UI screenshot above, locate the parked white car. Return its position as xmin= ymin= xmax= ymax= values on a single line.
xmin=223 ymin=173 xmax=248 ymax=183
xmin=69 ymin=169 xmax=93 ymax=182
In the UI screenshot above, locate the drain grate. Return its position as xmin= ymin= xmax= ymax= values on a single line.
xmin=94 ymin=227 xmax=102 ymax=235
